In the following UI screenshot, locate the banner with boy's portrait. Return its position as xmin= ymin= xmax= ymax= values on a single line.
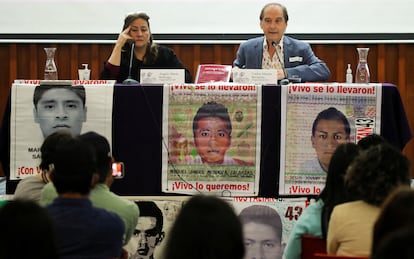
xmin=162 ymin=84 xmax=262 ymax=196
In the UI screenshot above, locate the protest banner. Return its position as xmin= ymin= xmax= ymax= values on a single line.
xmin=162 ymin=83 xmax=262 ymax=196
xmin=10 ymin=82 xmax=114 ymax=180
xmin=279 ymin=83 xmax=382 ymax=195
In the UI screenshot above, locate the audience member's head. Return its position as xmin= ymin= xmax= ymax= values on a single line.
xmin=78 ymin=131 xmax=113 ymax=184
xmin=164 ymin=195 xmax=244 ymax=259
xmin=372 ymin=187 xmax=414 ymax=258
xmin=239 ymin=204 xmax=283 ymax=259
xmin=13 ymin=130 xmax=74 ymax=202
xmin=319 ymin=142 xmax=360 ymax=238
xmin=0 ymin=199 xmax=58 ymax=259
xmin=357 ymin=133 xmax=387 ymax=150
xmin=39 ymin=130 xmax=72 ymax=172
xmin=51 ymin=137 xmax=97 ymax=196
xmin=372 ymin=225 xmax=414 ymax=259
xmin=345 ymin=142 xmax=410 ymax=206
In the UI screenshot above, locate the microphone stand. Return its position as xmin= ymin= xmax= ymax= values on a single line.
xmin=122 ymin=42 xmax=139 ymax=84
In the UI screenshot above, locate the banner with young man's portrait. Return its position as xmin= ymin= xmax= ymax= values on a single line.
xmin=162 ymin=84 xmax=262 ymax=196
xmin=9 ymin=81 xmax=114 ymax=180
xmin=123 ymin=196 xmax=307 ymax=259
xmin=232 ymin=196 xmax=308 ymax=259
xmin=279 ymin=83 xmax=382 ymax=195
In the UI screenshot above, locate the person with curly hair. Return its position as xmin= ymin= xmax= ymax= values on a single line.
xmin=371 ymin=187 xmax=414 ymax=259
xmin=326 ymin=142 xmax=410 ymax=257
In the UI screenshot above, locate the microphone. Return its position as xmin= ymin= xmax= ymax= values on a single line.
xmin=122 ymin=42 xmax=139 ymax=84
xmin=271 ymin=41 xmax=288 ymax=81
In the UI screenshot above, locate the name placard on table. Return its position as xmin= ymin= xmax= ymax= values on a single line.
xmin=140 ymin=69 xmax=185 ymax=84
xmin=232 ymin=68 xmax=278 ymax=85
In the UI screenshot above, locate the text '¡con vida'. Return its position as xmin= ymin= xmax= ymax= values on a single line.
xmin=17 ymin=166 xmax=42 ymax=177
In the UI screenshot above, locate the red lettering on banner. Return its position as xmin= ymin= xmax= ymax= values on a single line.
xmin=289 ymin=85 xmax=311 ymax=94
xmin=171 ymin=181 xmax=193 ymax=191
xmin=170 ymin=84 xmax=195 ymax=92
xmin=356 ymin=127 xmax=374 ymax=142
xmin=313 ymin=86 xmax=324 ymax=93
xmin=205 ymin=183 xmax=250 ymax=192
xmin=218 ymin=85 xmax=256 ymax=91
xmin=249 ymin=197 xmax=277 ymax=202
xmin=17 ymin=166 xmax=35 ymax=176
xmin=337 ymin=85 xmax=375 ymax=95
xmin=72 ymin=80 xmax=108 ymax=85
xmin=289 ymin=185 xmax=311 ymax=194
xmin=23 ymin=80 xmax=41 ymax=84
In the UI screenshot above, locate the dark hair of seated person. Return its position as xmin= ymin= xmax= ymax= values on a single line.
xmin=371 ymin=225 xmax=414 ymax=259
xmin=371 ymin=187 xmax=414 ymax=258
xmin=77 ymin=131 xmax=112 ymax=183
xmin=0 ymin=199 xmax=58 ymax=259
xmin=357 ymin=133 xmax=387 ymax=150
xmin=319 ymin=143 xmax=360 ymax=238
xmin=163 ymin=194 xmax=245 ymax=259
xmin=344 ymin=142 xmax=410 ymax=206
xmin=51 ymin=137 xmax=96 ymax=195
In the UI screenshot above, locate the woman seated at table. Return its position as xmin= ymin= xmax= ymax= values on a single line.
xmin=100 ymin=12 xmax=193 ymax=83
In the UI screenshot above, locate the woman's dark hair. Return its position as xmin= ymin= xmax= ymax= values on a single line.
xmin=357 ymin=133 xmax=387 ymax=150
xmin=163 ymin=195 xmax=244 ymax=259
xmin=319 ymin=143 xmax=360 ymax=238
xmin=345 ymin=142 xmax=410 ymax=206
xmin=0 ymin=200 xmax=58 ymax=259
xmin=122 ymin=12 xmax=158 ymax=64
xmin=372 ymin=225 xmax=414 ymax=259
xmin=372 ymin=187 xmax=414 ymax=257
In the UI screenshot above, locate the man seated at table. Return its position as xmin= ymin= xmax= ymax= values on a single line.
xmin=233 ymin=2 xmax=330 ymax=82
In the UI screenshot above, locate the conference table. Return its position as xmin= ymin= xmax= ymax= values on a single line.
xmin=0 ymin=83 xmax=411 ymax=196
